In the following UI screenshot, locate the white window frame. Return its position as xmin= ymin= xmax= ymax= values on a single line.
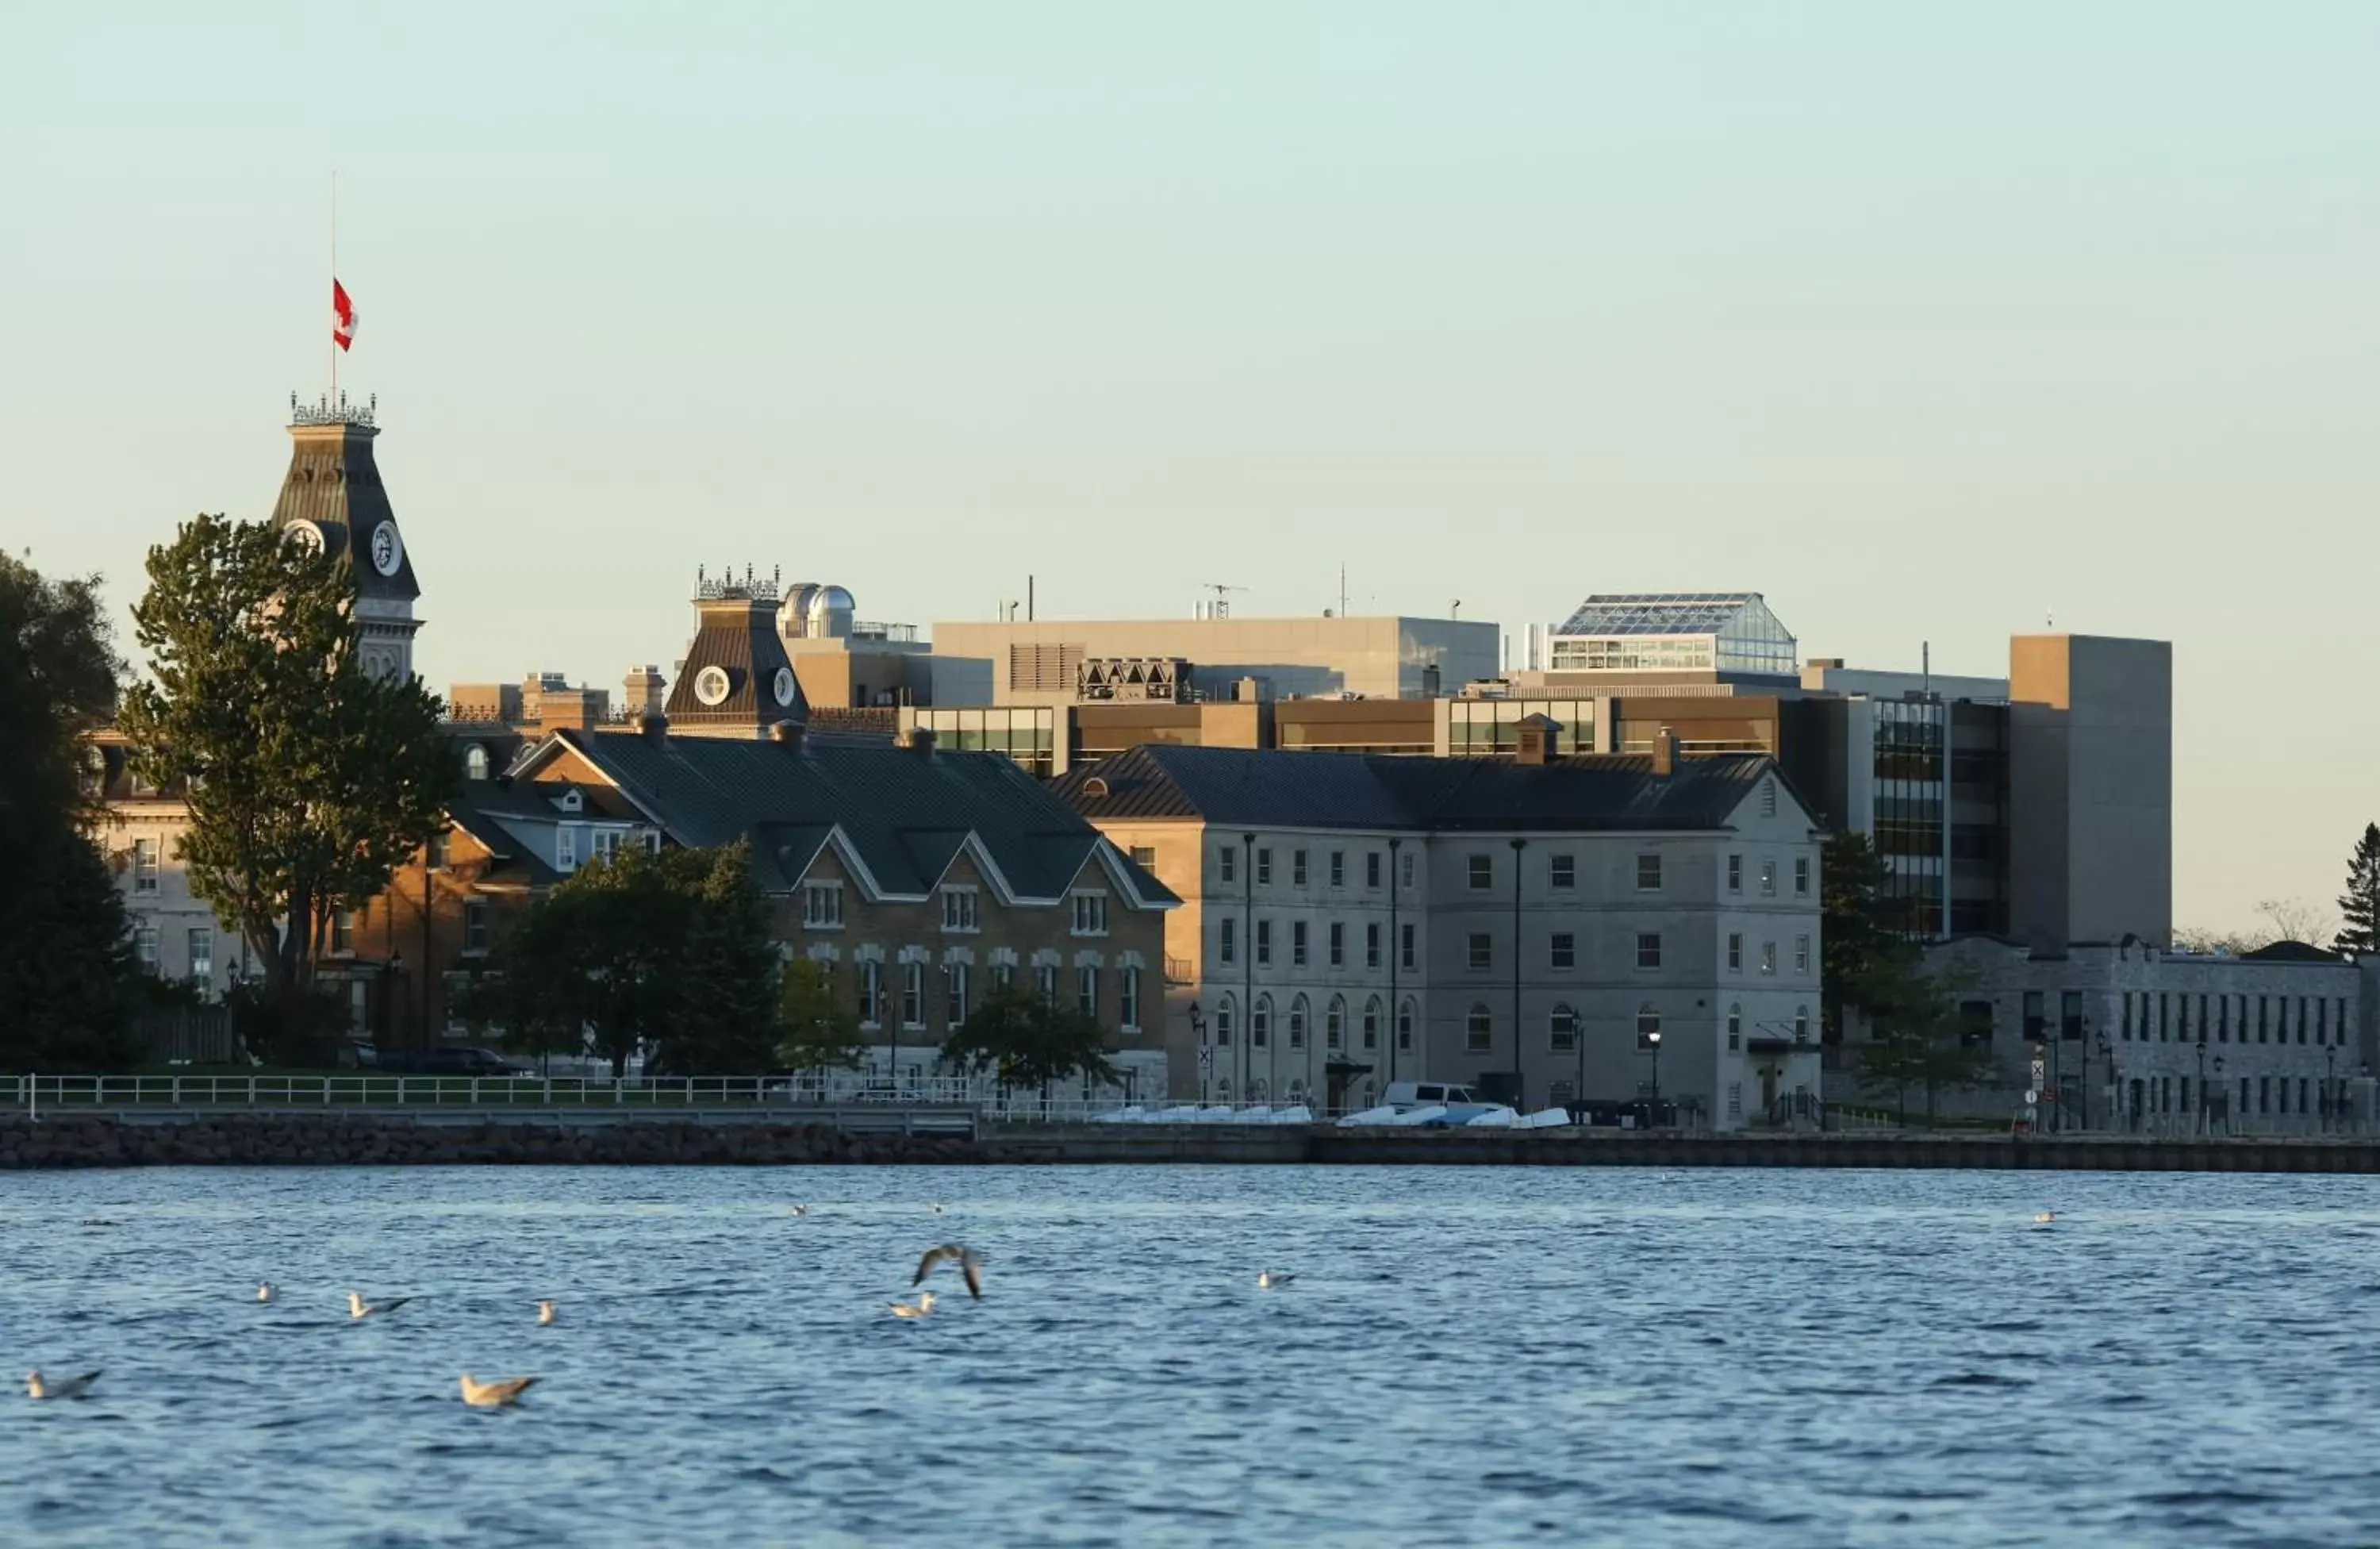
xmin=1549 ymin=854 xmax=1576 ymax=890
xmin=1077 ymin=964 xmax=1100 ymax=1020
xmin=1468 ymin=932 xmax=1492 ymax=971
xmin=1760 ymin=941 xmax=1777 ymax=975
xmin=1795 ymin=935 xmax=1810 ymax=974
xmin=556 ymin=826 xmax=578 ymax=871
xmin=946 ymin=963 xmax=970 ymax=1026
xmin=802 ymin=882 xmax=845 ymax=930
xmin=858 ymin=961 xmax=883 ymax=1027
xmin=1636 ymin=853 xmax=1662 ymax=892
xmin=1636 ymin=931 xmax=1662 ymax=970
xmin=1760 ymin=859 xmax=1777 ymax=897
xmin=1071 ymin=891 xmax=1109 ymax=937
xmin=1219 ymin=846 xmax=1237 ymax=884
xmin=462 ymin=899 xmax=491 ymax=955
xmin=1550 ymin=932 xmax=1575 ymax=971
xmin=902 ymin=961 xmax=926 ymax=1030
xmin=1727 ymin=854 xmax=1742 ymax=893
xmin=1468 ymin=854 xmax=1493 ymax=890
xmin=1120 ymin=967 xmax=1141 ymax=1032
xmin=132 ymin=837 xmax=160 ymax=894
xmin=1727 ymin=932 xmax=1742 ymax=972
xmin=939 ymin=885 xmax=981 ymax=934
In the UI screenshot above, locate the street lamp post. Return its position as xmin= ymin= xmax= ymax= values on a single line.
xmin=2324 ymin=1046 xmax=2338 ymax=1133
xmin=2095 ymin=1032 xmax=2113 ymax=1134
xmin=1646 ymin=1029 xmax=1664 ymax=1118
xmin=1187 ymin=1001 xmax=1206 ymax=1103
xmin=1507 ymin=837 xmax=1526 ymax=1113
xmin=2212 ymin=1054 xmax=2225 ymax=1135
xmin=2195 ymin=1037 xmax=2208 ymax=1137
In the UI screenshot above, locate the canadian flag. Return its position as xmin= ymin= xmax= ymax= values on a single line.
xmin=332 ymin=279 xmax=358 ymax=352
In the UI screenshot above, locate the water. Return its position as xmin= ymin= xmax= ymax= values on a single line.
xmin=2 ymin=1165 xmax=2375 ymax=1547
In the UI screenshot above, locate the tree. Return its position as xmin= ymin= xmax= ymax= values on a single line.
xmin=651 ymin=844 xmax=779 ymax=1075
xmin=939 ymin=986 xmax=1118 ymax=1101
xmin=0 ymin=552 xmax=141 ymax=1072
xmin=2335 ymin=824 xmax=2380 ymax=958
xmin=2172 ymin=925 xmax=2267 ymax=957
xmin=1821 ymin=830 xmax=1912 ymax=1044
xmin=117 ymin=516 xmax=457 ymax=1054
xmin=775 ymin=959 xmax=866 ymax=1089
xmin=1854 ymin=961 xmax=1995 ymax=1127
xmin=2257 ymin=897 xmax=2336 ymax=950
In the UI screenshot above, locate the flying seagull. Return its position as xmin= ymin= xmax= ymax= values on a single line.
xmin=459 ymin=1374 xmax=537 ymax=1409
xmin=913 ymin=1244 xmax=985 ymax=1299
xmin=349 ymin=1292 xmax=415 ymax=1320
xmin=887 ymin=1293 xmax=937 ymax=1320
xmin=536 ymin=1301 xmax=557 ymax=1326
xmin=257 ymin=1282 xmax=274 ymax=1305
xmin=1257 ymin=1271 xmax=1297 ymax=1290
xmin=26 ymin=1370 xmax=100 ymax=1401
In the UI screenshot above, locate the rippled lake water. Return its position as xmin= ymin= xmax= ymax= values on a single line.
xmin=3 ymin=1164 xmax=2378 ymax=1546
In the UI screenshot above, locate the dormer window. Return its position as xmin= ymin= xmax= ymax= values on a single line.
xmin=464 ymin=744 xmax=490 ymax=781
xmin=551 ymin=787 xmax=583 ymax=813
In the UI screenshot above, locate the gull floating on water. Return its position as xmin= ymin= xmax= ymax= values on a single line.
xmin=536 ymin=1300 xmax=557 ymax=1326
xmin=887 ymin=1293 xmax=936 ymax=1320
xmin=930 ymin=1203 xmax=945 ymax=1215
xmin=2033 ymin=1211 xmax=2058 ymax=1224
xmin=459 ymin=1373 xmax=537 ymax=1409
xmin=26 ymin=1370 xmax=100 ymax=1401
xmin=257 ymin=1282 xmax=274 ymax=1305
xmin=912 ymin=1244 xmax=985 ymax=1300
xmin=349 ymin=1292 xmax=415 ymax=1320
xmin=791 ymin=1205 xmax=809 ymax=1217
xmin=1257 ymin=1271 xmax=1297 ymax=1290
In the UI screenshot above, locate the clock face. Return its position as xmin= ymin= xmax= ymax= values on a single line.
xmin=694 ymin=666 xmax=732 ymax=706
xmin=773 ymin=667 xmax=797 ymax=707
xmin=286 ymin=521 xmax=327 ymax=555
xmin=370 ymin=521 xmax=402 ymax=577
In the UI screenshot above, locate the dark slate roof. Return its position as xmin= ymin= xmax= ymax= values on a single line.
xmin=543 ymin=729 xmax=1177 ymax=906
xmin=2243 ymin=940 xmax=2344 ymax=963
xmin=663 ymin=595 xmax=811 ymax=732
xmin=1051 ymin=744 xmax=1799 ymax=833
xmin=269 ymin=421 xmax=420 ymax=603
xmin=447 ymin=786 xmax=561 ymax=886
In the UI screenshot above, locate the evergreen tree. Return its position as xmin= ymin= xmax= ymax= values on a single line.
xmin=2335 ymin=823 xmax=2380 ymax=957
xmin=0 ymin=552 xmax=140 ymax=1071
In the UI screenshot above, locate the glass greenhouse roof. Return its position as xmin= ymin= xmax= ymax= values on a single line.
xmin=1555 ymin=592 xmax=1766 ymax=637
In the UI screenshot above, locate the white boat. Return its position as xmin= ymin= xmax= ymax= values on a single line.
xmin=1462 ymin=1106 xmax=1522 ymax=1128
xmin=1334 ymin=1105 xmax=1402 ymax=1128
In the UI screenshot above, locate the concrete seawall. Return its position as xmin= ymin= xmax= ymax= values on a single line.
xmin=8 ymin=1113 xmax=2380 ymax=1171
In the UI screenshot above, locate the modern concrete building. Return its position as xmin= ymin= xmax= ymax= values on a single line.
xmin=1055 ymin=732 xmax=1825 ymax=1126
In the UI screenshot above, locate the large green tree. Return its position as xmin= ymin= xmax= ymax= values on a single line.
xmin=775 ymin=959 xmax=866 ymax=1087
xmin=939 ymin=986 xmax=1118 ymax=1100
xmin=116 ymin=515 xmax=457 ymax=1040
xmin=1854 ymin=963 xmax=1994 ymax=1127
xmin=0 ymin=552 xmax=142 ymax=1071
xmin=1820 ymin=830 xmax=1910 ymax=1044
xmin=2334 ymin=823 xmax=2380 ymax=958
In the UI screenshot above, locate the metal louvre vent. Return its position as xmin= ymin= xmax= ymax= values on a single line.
xmin=1009 ymin=643 xmax=1084 ymax=694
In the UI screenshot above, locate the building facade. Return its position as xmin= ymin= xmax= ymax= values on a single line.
xmin=1056 ymin=736 xmax=1824 ymax=1127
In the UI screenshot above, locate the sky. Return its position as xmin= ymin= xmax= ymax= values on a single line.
xmin=4 ymin=2 xmax=2375 ymax=936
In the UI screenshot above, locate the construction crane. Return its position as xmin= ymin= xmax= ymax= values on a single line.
xmin=1201 ymin=582 xmax=1246 ymax=620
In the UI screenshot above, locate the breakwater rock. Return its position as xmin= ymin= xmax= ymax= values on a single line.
xmin=0 ymin=1113 xmax=982 ymax=1169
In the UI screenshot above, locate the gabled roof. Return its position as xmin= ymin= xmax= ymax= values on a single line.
xmin=447 ymin=786 xmax=562 ymax=886
xmin=1051 ymin=744 xmax=1806 ymax=834
xmin=516 ymin=729 xmax=1177 ymax=908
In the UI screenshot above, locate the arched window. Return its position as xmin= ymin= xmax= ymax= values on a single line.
xmin=1637 ymin=1003 xmax=1662 ymax=1040
xmin=1466 ymin=1003 xmax=1492 ymax=1052
xmin=1326 ymin=995 xmax=1346 ymax=1051
xmin=1549 ymin=1004 xmax=1577 ymax=1051
xmin=1361 ymin=997 xmax=1382 ymax=1051
xmin=1398 ymin=999 xmax=1416 ymax=1051
xmin=1288 ymin=1078 xmax=1306 ymax=1105
xmin=1727 ymin=1003 xmax=1743 ymax=1051
xmin=1213 ymin=994 xmax=1234 ymax=1047
xmin=464 ymin=744 xmax=490 ymax=781
xmin=1250 ymin=1078 xmax=1269 ymax=1104
xmin=1216 ymin=1078 xmax=1232 ymax=1105
xmin=1252 ymin=995 xmax=1272 ymax=1048
xmin=1288 ymin=994 xmax=1308 ymax=1050
xmin=1795 ymin=1005 xmax=1810 ymax=1042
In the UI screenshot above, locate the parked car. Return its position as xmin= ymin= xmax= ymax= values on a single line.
xmin=374 ymin=1047 xmax=529 ymax=1077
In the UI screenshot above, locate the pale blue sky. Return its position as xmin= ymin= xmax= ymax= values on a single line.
xmin=6 ymin=3 xmax=2376 ymax=933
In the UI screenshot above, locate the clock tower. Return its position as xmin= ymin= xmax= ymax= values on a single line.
xmin=271 ymin=393 xmax=421 ymax=681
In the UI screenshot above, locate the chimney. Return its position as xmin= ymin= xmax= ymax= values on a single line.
xmin=906 ymin=727 xmax=937 ymax=759
xmin=624 ymin=664 xmax=668 ymax=718
xmin=1514 ymin=713 xmax=1561 ymax=767
xmin=639 ymin=711 xmax=669 ymax=745
xmin=770 ymin=718 xmax=805 ymax=751
xmin=1651 ymin=725 xmax=1677 ymax=778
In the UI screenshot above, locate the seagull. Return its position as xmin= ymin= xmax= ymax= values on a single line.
xmin=929 ymin=1203 xmax=945 ymax=1215
xmin=791 ymin=1205 xmax=809 ymax=1217
xmin=887 ymin=1293 xmax=936 ymax=1320
xmin=912 ymin=1244 xmax=985 ymax=1300
xmin=536 ymin=1300 xmax=557 ymax=1326
xmin=257 ymin=1282 xmax=274 ymax=1305
xmin=26 ymin=1370 xmax=100 ymax=1401
xmin=1257 ymin=1271 xmax=1297 ymax=1290
xmin=349 ymin=1292 xmax=415 ymax=1320
xmin=459 ymin=1373 xmax=537 ymax=1409
xmin=2033 ymin=1211 xmax=2058 ymax=1224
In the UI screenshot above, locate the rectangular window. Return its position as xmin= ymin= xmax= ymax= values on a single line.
xmin=1256 ymin=921 xmax=1273 ymax=967
xmin=556 ymin=827 xmax=578 ymax=871
xmin=1219 ymin=846 xmax=1237 ymax=884
xmin=186 ymin=926 xmax=213 ymax=985
xmin=1328 ymin=921 xmax=1345 ymax=967
xmin=1129 ymin=845 xmax=1157 ymax=871
xmin=1119 ymin=967 xmax=1141 ymax=1030
xmin=1795 ymin=857 xmax=1810 ymax=896
xmin=1550 ymin=932 xmax=1575 ymax=970
xmin=592 ymin=828 xmax=622 ymax=864
xmin=1292 ymin=849 xmax=1309 ymax=887
xmin=1292 ymin=921 xmax=1309 ymax=967
xmin=1636 ymin=854 xmax=1662 ymax=892
xmin=1727 ymin=854 xmax=1742 ymax=893
xmin=1468 ymin=932 xmax=1492 ymax=971
xmin=992 ymin=962 xmax=1015 ymax=993
xmin=1760 ymin=941 xmax=1776 ymax=975
xmin=1466 ymin=1013 xmax=1491 ymax=1053
xmin=1365 ymin=923 xmax=1381 ymax=969
xmin=802 ymin=882 xmax=844 ymax=929
xmin=946 ymin=964 xmax=969 ymax=1026
xmin=1219 ymin=917 xmax=1238 ymax=966
xmin=1077 ymin=965 xmax=1099 ymax=1020
xmin=1760 ymin=860 xmax=1776 ymax=897
xmin=2024 ymin=990 xmax=2047 ymax=1040
xmin=858 ymin=962 xmax=882 ymax=1025
xmin=426 ymin=831 xmax=450 ymax=871
xmin=1070 ymin=893 xmax=1108 ymax=936
xmin=2121 ymin=990 xmax=2133 ymax=1040
xmin=132 ymin=837 xmax=159 ymax=894
xmin=939 ymin=886 xmax=981 ymax=933
xmin=1257 ymin=848 xmax=1273 ymax=886
xmin=1728 ymin=933 xmax=1743 ymax=972
xmin=1400 ymin=852 xmax=1415 ymax=889
xmin=332 ymin=909 xmax=356 ymax=954
xmin=1794 ymin=936 xmax=1810 ymax=974
xmin=463 ymin=899 xmax=490 ymax=955
xmin=1549 ymin=855 xmax=1576 ymax=890
xmin=1329 ymin=851 xmax=1345 ymax=888
xmin=903 ymin=962 xmax=925 ymax=1029
xmin=1035 ymin=963 xmax=1057 ymax=1004
xmin=1397 ymin=1003 xmax=1414 ymax=1051
xmin=133 ymin=924 xmax=159 ymax=972
xmin=1468 ymin=855 xmax=1493 ymax=890
xmin=1400 ymin=923 xmax=1416 ymax=971
xmin=2298 ymin=998 xmax=2309 ymax=1044
xmin=1366 ymin=851 xmax=1382 ymax=889
xmin=1636 ymin=932 xmax=1662 ymax=970
xmin=2061 ymin=990 xmax=2084 ymax=1040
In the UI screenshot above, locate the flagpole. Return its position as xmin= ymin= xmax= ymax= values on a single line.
xmin=330 ymin=171 xmax=338 ymax=408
